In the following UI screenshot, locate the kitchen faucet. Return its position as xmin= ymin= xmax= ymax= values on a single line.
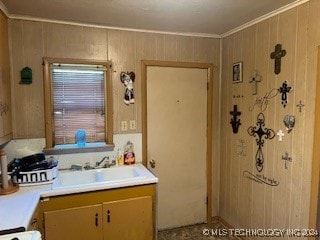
xmin=96 ymin=156 xmax=109 ymax=168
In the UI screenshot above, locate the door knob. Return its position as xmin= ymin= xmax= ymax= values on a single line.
xmin=149 ymin=159 xmax=156 ymax=168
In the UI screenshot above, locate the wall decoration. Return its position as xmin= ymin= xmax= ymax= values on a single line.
xmin=243 ymin=171 xmax=279 ymax=186
xmin=249 ymin=88 xmax=278 ymax=112
xmin=233 ymin=94 xmax=244 ymax=99
xmin=281 ymin=151 xmax=292 ymax=170
xmin=249 ymin=70 xmax=262 ymax=95
xmin=296 ymin=100 xmax=305 ymax=113
xmin=247 ymin=112 xmax=275 ymax=172
xmin=236 ymin=139 xmax=247 ymax=156
xmin=278 ymin=81 xmax=292 ymax=108
xmin=120 ymin=71 xmax=135 ymax=105
xmin=232 ymin=62 xmax=242 ymax=83
xmin=276 ymin=130 xmax=285 ymax=142
xmin=230 ymin=105 xmax=241 ymax=133
xmin=283 ymin=115 xmax=295 ymax=133
xmin=20 ymin=67 xmax=32 ymax=84
xmin=0 ymin=102 xmax=9 ymax=116
xmin=270 ymin=44 xmax=286 ymax=74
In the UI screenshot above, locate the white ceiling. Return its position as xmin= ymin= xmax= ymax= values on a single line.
xmin=0 ymin=0 xmax=305 ymax=37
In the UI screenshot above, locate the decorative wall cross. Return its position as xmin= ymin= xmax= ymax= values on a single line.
xmin=276 ymin=130 xmax=285 ymax=142
xmin=278 ymin=81 xmax=292 ymax=108
xmin=230 ymin=105 xmax=241 ymax=133
xmin=296 ymin=100 xmax=305 ymax=112
xmin=247 ymin=113 xmax=275 ymax=172
xmin=249 ymin=71 xmax=262 ymax=95
xmin=282 ymin=151 xmax=292 ymax=170
xmin=270 ymin=44 xmax=286 ymax=74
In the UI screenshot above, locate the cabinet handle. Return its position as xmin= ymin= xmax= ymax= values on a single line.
xmin=95 ymin=213 xmax=99 ymax=226
xmin=107 ymin=210 xmax=111 ymax=223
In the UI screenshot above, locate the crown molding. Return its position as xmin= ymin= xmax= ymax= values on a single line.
xmin=0 ymin=0 xmax=9 ymax=17
xmin=221 ymin=0 xmax=309 ymax=38
xmin=2 ymin=0 xmax=309 ymax=39
xmin=9 ymin=14 xmax=221 ymax=39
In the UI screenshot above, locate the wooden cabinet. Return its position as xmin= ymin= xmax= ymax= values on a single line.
xmin=44 ymin=204 xmax=102 ymax=240
xmin=39 ymin=185 xmax=156 ymax=240
xmin=103 ymin=197 xmax=152 ymax=240
xmin=0 ymin=10 xmax=12 ymax=145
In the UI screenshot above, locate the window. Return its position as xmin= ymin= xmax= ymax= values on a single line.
xmin=43 ymin=58 xmax=113 ymax=153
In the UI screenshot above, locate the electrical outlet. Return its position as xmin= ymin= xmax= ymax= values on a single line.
xmin=121 ymin=121 xmax=128 ymax=131
xmin=129 ymin=120 xmax=136 ymax=130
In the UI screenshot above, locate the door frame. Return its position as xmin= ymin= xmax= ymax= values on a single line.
xmin=309 ymin=46 xmax=320 ymax=235
xmin=141 ymin=60 xmax=214 ymax=222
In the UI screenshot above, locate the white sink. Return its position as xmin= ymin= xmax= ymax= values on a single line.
xmin=52 ymin=164 xmax=146 ymax=190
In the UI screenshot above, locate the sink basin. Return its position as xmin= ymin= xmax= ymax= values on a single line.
xmin=52 ymin=164 xmax=146 ymax=190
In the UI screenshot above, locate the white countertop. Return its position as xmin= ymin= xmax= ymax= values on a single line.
xmin=0 ymin=164 xmax=158 ymax=233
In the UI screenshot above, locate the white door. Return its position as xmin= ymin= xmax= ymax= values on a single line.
xmin=146 ymin=66 xmax=208 ymax=230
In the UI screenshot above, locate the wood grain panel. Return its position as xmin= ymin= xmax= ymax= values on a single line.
xmin=220 ymin=1 xmax=320 ymax=235
xmin=9 ymin=19 xmax=28 ymax=138
xmin=238 ymin=25 xmax=255 ymax=230
xmin=0 ymin=11 xmax=11 ymax=139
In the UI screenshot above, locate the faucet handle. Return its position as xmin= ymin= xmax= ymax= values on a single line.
xmin=84 ymin=162 xmax=92 ymax=170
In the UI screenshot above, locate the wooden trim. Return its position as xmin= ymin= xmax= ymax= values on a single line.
xmin=43 ymin=59 xmax=53 ymax=148
xmin=141 ymin=60 xmax=215 ymax=223
xmin=106 ymin=64 xmax=113 ymax=145
xmin=212 ymin=216 xmax=243 ymax=240
xmin=42 ymin=57 xmax=113 ymax=149
xmin=309 ymin=46 xmax=320 ymax=236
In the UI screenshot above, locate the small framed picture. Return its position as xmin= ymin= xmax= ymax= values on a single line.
xmin=232 ymin=62 xmax=242 ymax=83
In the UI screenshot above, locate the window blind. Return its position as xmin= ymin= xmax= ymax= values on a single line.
xmin=51 ymin=67 xmax=106 ymax=145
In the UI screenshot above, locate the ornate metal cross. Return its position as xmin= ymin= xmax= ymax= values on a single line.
xmin=248 ymin=112 xmax=275 ymax=172
xmin=270 ymin=44 xmax=286 ymax=74
xmin=296 ymin=100 xmax=305 ymax=113
xmin=230 ymin=105 xmax=241 ymax=133
xmin=249 ymin=71 xmax=262 ymax=95
xmin=278 ymin=81 xmax=292 ymax=108
xmin=282 ymin=151 xmax=292 ymax=170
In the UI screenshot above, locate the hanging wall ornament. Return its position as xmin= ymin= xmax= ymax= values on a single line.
xmin=248 ymin=113 xmax=275 ymax=172
xmin=120 ymin=71 xmax=135 ymax=105
xmin=281 ymin=151 xmax=292 ymax=170
xmin=283 ymin=115 xmax=295 ymax=133
xmin=296 ymin=100 xmax=305 ymax=113
xmin=237 ymin=139 xmax=247 ymax=156
xmin=230 ymin=105 xmax=241 ymax=133
xmin=270 ymin=44 xmax=286 ymax=74
xmin=278 ymin=81 xmax=292 ymax=108
xmin=276 ymin=130 xmax=285 ymax=142
xmin=249 ymin=70 xmax=262 ymax=95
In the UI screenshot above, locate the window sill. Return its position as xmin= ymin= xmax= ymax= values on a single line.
xmin=43 ymin=142 xmax=115 ymax=155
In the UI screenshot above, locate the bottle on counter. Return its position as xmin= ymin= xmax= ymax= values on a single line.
xmin=124 ymin=141 xmax=135 ymax=165
xmin=117 ymin=149 xmax=124 ymax=165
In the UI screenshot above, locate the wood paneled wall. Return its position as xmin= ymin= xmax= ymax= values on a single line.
xmin=8 ymin=20 xmax=220 ymax=137
xmin=0 ymin=10 xmax=12 ymax=144
xmin=8 ymin=20 xmax=221 ymax=215
xmin=220 ymin=0 xmax=320 ymax=233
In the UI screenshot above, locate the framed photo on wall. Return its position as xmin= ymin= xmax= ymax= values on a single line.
xmin=232 ymin=62 xmax=242 ymax=83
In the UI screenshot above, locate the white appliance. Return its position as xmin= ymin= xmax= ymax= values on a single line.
xmin=0 ymin=231 xmax=41 ymax=240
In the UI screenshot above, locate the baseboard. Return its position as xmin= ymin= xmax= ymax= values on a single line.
xmin=212 ymin=216 xmax=244 ymax=240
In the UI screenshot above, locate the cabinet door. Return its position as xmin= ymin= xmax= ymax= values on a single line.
xmin=44 ymin=204 xmax=103 ymax=240
xmin=103 ymin=196 xmax=153 ymax=240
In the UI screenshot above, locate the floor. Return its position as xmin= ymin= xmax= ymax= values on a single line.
xmin=157 ymin=219 xmax=238 ymax=240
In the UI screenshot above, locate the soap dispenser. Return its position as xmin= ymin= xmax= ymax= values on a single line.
xmin=117 ymin=149 xmax=124 ymax=165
